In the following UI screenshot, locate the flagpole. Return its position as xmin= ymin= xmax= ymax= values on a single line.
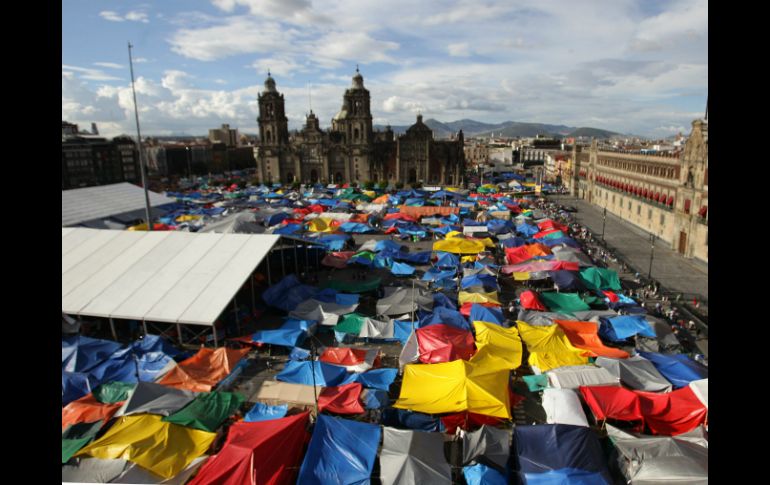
xmin=128 ymin=41 xmax=153 ymax=231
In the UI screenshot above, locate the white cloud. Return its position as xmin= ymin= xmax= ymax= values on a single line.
xmin=448 ymin=43 xmax=470 ymax=57
xmin=62 ymin=65 xmax=123 ymax=82
xmin=93 ymin=62 xmax=124 ymax=70
xmin=99 ymin=10 xmax=150 ymax=23
xmin=251 ymin=56 xmax=306 ymax=77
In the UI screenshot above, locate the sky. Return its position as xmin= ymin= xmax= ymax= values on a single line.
xmin=62 ymin=0 xmax=707 ymax=139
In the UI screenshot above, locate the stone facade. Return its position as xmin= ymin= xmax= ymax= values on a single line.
xmin=256 ymin=70 xmax=465 ymax=185
xmin=570 ymin=119 xmax=708 ymax=263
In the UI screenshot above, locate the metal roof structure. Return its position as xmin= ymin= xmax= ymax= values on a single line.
xmin=62 ymin=183 xmax=177 ymax=227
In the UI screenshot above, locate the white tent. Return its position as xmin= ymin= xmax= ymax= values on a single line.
xmin=62 ymin=228 xmax=280 ymax=330
xmin=541 ymin=388 xmax=589 ymax=427
xmin=62 ymin=182 xmax=176 ymax=227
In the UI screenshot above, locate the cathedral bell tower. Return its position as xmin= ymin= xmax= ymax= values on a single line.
xmin=257 ymin=72 xmax=290 ymax=183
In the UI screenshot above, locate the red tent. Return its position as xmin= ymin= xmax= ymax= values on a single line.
xmin=189 ymin=412 xmax=311 ymax=485
xmin=519 ymin=290 xmax=547 ymax=311
xmin=320 ymin=347 xmax=381 ymax=370
xmin=318 ymin=383 xmax=365 ymax=414
xmin=505 ymin=245 xmax=539 ymax=265
xmin=441 ymin=412 xmax=505 ymax=433
xmin=415 ymin=324 xmax=476 ymax=364
xmin=538 ymin=220 xmax=568 ymax=232
xmin=459 ymin=302 xmax=500 ymax=317
xmin=579 ymin=385 xmax=644 ymax=430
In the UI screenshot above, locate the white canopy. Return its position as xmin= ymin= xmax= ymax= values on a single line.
xmin=62 ymin=228 xmax=280 ymax=326
xmin=62 ymin=183 xmax=176 ymax=227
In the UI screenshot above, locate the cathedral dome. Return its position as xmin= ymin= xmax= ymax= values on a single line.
xmin=352 ymin=66 xmax=364 ymax=89
xmin=264 ymin=72 xmax=277 ymax=93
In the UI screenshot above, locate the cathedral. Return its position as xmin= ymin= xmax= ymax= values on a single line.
xmin=256 ymin=69 xmax=465 ymax=186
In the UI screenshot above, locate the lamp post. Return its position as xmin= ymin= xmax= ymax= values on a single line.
xmin=648 ymin=233 xmax=655 ymax=280
xmin=186 ymin=146 xmax=192 ymax=181
xmin=601 ymin=207 xmax=607 ymax=242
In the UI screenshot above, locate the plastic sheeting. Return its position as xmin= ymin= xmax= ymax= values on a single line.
xmin=555 ymin=320 xmax=630 ymax=359
xmin=380 ymin=428 xmax=452 ymax=485
xmin=392 ymin=261 xmax=416 ymax=276
xmin=470 ymin=321 xmax=523 ymax=370
xmin=637 ymin=351 xmax=708 ymax=388
xmin=62 ymin=394 xmax=124 ymax=431
xmin=462 ymin=425 xmax=510 ymax=471
xmin=551 ymin=246 xmax=594 ymax=267
xmin=289 ymin=299 xmax=359 ymax=327
xmin=319 ymin=347 xmax=380 ymax=373
xmin=297 ymin=414 xmax=381 ymax=485
xmin=433 ymin=237 xmax=486 ymax=254
xmin=517 ymin=309 xmax=573 ymax=326
xmin=546 ymin=365 xmax=619 ymax=390
xmin=549 ymin=270 xmax=589 ymax=292
xmin=318 ymin=383 xmax=365 ymax=414
xmin=416 ymin=324 xmax=476 ymax=363
xmin=517 ymin=322 xmax=589 ymax=372
xmin=689 ymin=379 xmax=708 ymax=409
xmin=459 ymin=290 xmax=500 ymax=306
xmin=261 ymin=274 xmax=319 ymax=312
xmin=579 ymin=385 xmax=708 ymax=435
xmin=519 ymin=291 xmax=547 ymax=311
xmin=595 ymin=356 xmax=673 ymax=392
xmin=118 ymin=381 xmax=196 ymax=417
xmin=463 ymin=463 xmax=507 ymax=485
xmin=514 ymin=424 xmax=611 ymax=482
xmin=539 ymin=292 xmax=591 ymax=314
xmin=579 ymin=267 xmax=622 ymax=291
xmin=275 ymin=360 xmax=348 ymax=387
xmin=381 ymin=408 xmax=442 ymax=431
xmin=189 ymin=412 xmax=310 ymax=485
xmin=244 ymin=402 xmax=288 ymax=422
xmin=541 ymin=388 xmax=589 ymax=427
xmin=599 ymin=315 xmax=656 ymax=342
xmin=162 ymin=391 xmax=245 ymax=432
xmin=377 ymin=286 xmax=434 ymax=316
xmin=76 ymin=414 xmax=216 ymax=479
xmin=158 ymin=347 xmax=249 ymax=393
xmin=395 ymin=359 xmax=511 ymax=418
xmin=470 ymin=304 xmax=504 ymax=325
xmin=418 ymin=306 xmax=470 ymax=331
xmin=606 ymin=424 xmax=708 ymax=484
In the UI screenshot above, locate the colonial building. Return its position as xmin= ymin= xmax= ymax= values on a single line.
xmin=62 ymin=122 xmax=140 ymax=190
xmin=569 ymin=117 xmax=708 ymax=263
xmin=255 ymin=70 xmax=465 ymax=185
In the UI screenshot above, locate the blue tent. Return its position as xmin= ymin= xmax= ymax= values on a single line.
xmin=375 ymin=239 xmax=404 ymax=253
xmin=464 ymin=464 xmax=507 ymax=485
xmin=430 ymin=190 xmax=461 ymax=199
xmin=135 ymin=352 xmax=175 ymax=382
xmin=298 ymin=415 xmax=381 ymax=485
xmin=393 ymin=250 xmax=432 ymax=264
xmin=62 ymin=336 xmax=122 ymax=373
xmin=599 ymin=315 xmax=656 ymax=342
xmin=435 ymin=252 xmax=460 ymax=268
xmin=62 ymin=372 xmax=94 ymax=405
xmin=339 ymin=222 xmax=377 ymax=234
xmin=394 ymin=320 xmax=414 ymax=345
xmin=541 ymin=237 xmax=580 ymax=248
xmin=251 ymin=326 xmax=307 ymax=348
xmin=362 ymin=389 xmax=390 ymax=409
xmin=265 ymin=212 xmax=290 ymax=226
xmin=350 ymin=368 xmax=399 ymax=391
xmin=419 ymin=306 xmax=470 ymax=331
xmin=433 ymin=292 xmax=458 ymax=310
xmin=514 ymin=424 xmax=611 ymax=483
xmin=131 ymin=334 xmax=180 ymax=357
xmin=487 ymin=219 xmax=514 ymax=235
xmin=289 ymin=347 xmax=311 ymax=361
xmin=244 ymin=402 xmax=288 ymax=422
xmin=392 ymin=262 xmax=416 ymax=276
xmin=397 ymin=227 xmax=427 ymax=238
xmin=549 ymin=270 xmax=588 ymax=292
xmin=470 ymin=304 xmax=504 ymax=325
xmin=637 ymin=351 xmax=708 ymax=388
xmin=463 ymin=218 xmax=487 ymax=227
xmin=516 ymin=223 xmax=539 ymax=237
xmin=86 ymin=347 xmax=138 ymax=385
xmin=381 ymin=408 xmax=442 ymax=432
xmin=262 ymin=274 xmax=319 ymax=312
xmin=350 ymin=252 xmax=376 ymax=267
xmin=422 ymin=268 xmax=456 ymax=282
xmin=522 ymin=468 xmax=609 ymax=484
xmin=404 ymin=197 xmax=425 ymax=206
xmin=275 ymin=360 xmax=348 ymax=387
xmin=432 ymin=225 xmax=461 ymax=235
xmin=461 ymin=274 xmax=499 ymax=291
xmin=501 ymin=237 xmax=527 ymax=248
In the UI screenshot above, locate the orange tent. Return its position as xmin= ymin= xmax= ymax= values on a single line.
xmin=158 ymin=347 xmax=250 ymax=392
xmin=398 ymin=205 xmax=460 ymax=218
xmin=373 ymin=194 xmax=390 ymax=204
xmin=555 ymin=320 xmax=630 ymax=359
xmin=349 ymin=213 xmax=369 ymax=223
xmin=62 ymin=394 xmax=124 ymax=430
xmin=525 ymin=243 xmax=552 ymax=257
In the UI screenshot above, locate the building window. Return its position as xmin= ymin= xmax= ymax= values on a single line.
xmin=637 ymin=205 xmax=641 ymax=215
xmin=648 ymin=208 xmax=652 ymax=220
xmin=628 ymin=201 xmax=631 ymax=210
xmin=705 ymin=231 xmax=708 ymax=246
xmin=612 ymin=195 xmax=615 ymax=204
xmin=660 ymin=214 xmax=665 ymax=226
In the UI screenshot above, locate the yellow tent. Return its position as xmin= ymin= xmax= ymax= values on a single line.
xmin=469 ymin=322 xmax=523 ymax=370
xmin=512 ymin=272 xmax=530 ymax=281
xmin=307 ymin=217 xmax=336 ymax=233
xmin=460 ymin=255 xmax=477 ymax=263
xmin=478 ymin=237 xmax=495 ymax=248
xmin=394 ymin=360 xmax=511 ymax=418
xmin=175 ymin=214 xmax=202 ymax=223
xmin=516 ymin=321 xmax=589 ymax=372
xmin=433 ymin=238 xmax=486 ymax=254
xmin=458 ymin=291 xmax=500 ymax=306
xmin=445 ymin=231 xmax=464 ymax=239
xmin=362 ymin=190 xmax=377 ymax=198
xmin=76 ymin=414 xmax=216 ymax=479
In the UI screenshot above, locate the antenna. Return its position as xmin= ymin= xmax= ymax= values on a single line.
xmin=128 ymin=41 xmax=153 ymax=232
xmin=308 ymin=82 xmax=312 ymax=112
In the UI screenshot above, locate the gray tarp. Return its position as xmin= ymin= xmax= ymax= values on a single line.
xmin=637 ymin=316 xmax=681 ymax=353
xmin=379 ymin=427 xmax=452 ymax=485
xmin=116 ymin=381 xmax=196 ymax=417
xmin=462 ymin=425 xmax=510 ymax=471
xmin=571 ymin=310 xmax=619 ymax=321
xmin=376 ymin=287 xmax=434 ymax=316
xmin=595 ymin=355 xmax=673 ymax=392
xmin=551 ymin=246 xmax=594 ymax=267
xmin=541 ymin=388 xmax=589 ymax=427
xmin=546 ymin=365 xmax=619 ymax=389
xmin=463 ymin=266 xmax=498 ymax=277
xmin=607 ymin=424 xmax=708 ymax=484
xmin=198 ymin=212 xmax=265 ymax=234
xmin=358 ymin=316 xmax=395 ymax=339
xmin=110 ymin=456 xmax=208 ymax=484
xmin=689 ymin=379 xmax=708 ymax=409
xmin=398 ymin=330 xmax=420 ymax=368
xmin=62 ymin=458 xmax=130 ymax=483
xmin=517 ymin=310 xmax=573 ymax=326
xmin=289 ymin=299 xmax=359 ymax=326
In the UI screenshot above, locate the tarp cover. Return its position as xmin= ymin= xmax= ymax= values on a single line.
xmin=549 ymin=270 xmax=588 ymax=292
xmin=188 ymin=412 xmax=310 ymax=485
xmin=418 ymin=306 xmax=470 ymax=332
xmin=118 ymin=381 xmax=196 ymax=417
xmin=458 ymin=290 xmax=500 ymax=306
xmin=381 ymin=408 xmax=441 ymax=432
xmin=433 ymin=237 xmax=486 ymax=254
xmin=606 ymin=423 xmax=708 ymax=484
xmin=376 ymin=286 xmax=434 ymax=316
xmin=76 ymin=414 xmax=216 ymax=479
xmin=158 ymin=347 xmax=249 ymax=392
xmin=379 ymin=427 xmax=452 ymax=485
xmin=243 ymin=402 xmax=288 ymax=422
xmin=395 ymin=360 xmax=511 ymax=418
xmin=554 ymin=320 xmax=630 ymax=359
xmin=514 ymin=424 xmax=610 ymax=482
xmin=599 ymin=315 xmax=656 ymax=342
xmin=275 ymin=360 xmax=348 ymax=387
xmin=162 ymin=391 xmax=245 ymax=432
xmin=541 ymin=388 xmax=589 ymax=427
xmin=416 ymin=324 xmax=476 ymax=363
xmin=289 ymin=299 xmax=359 ymax=327
xmin=463 ymin=463 xmax=507 ymax=485
xmin=637 ymin=351 xmax=708 ymax=388
xmin=579 ymin=267 xmax=622 ymax=291
xmin=539 ymin=292 xmax=591 ymax=314
xmin=297 ymin=414 xmax=381 ymax=485
xmin=62 ymin=394 xmax=124 ymax=431
xmin=517 ymin=322 xmax=589 ymax=372
xmin=318 ymin=383 xmax=365 ymax=414
xmin=462 ymin=425 xmax=510 ymax=471
xmin=595 ymin=356 xmax=673 ymax=392
xmin=546 ymin=365 xmax=619 ymax=390
xmin=519 ymin=291 xmax=547 ymax=311
xmin=470 ymin=304 xmax=505 ymax=325
xmin=470 ymin=321 xmax=523 ymax=370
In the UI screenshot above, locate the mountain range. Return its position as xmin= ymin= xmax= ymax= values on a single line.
xmin=374 ymin=118 xmax=622 ymax=139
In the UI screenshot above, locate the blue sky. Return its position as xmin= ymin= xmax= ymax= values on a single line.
xmin=62 ymin=0 xmax=707 ymax=138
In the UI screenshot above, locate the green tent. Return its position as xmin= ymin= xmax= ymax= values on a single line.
xmin=581 ymin=294 xmax=608 ymax=308
xmin=62 ymin=420 xmax=103 ymax=463
xmin=522 ymin=374 xmax=549 ymax=392
xmin=539 ymin=230 xmax=566 ymax=240
xmin=579 ymin=267 xmax=622 ymax=291
xmin=162 ymin=391 xmax=245 ymax=432
xmin=324 ymin=277 xmax=382 ymax=293
xmin=539 ymin=292 xmax=591 ymax=314
xmin=93 ymin=382 xmax=136 ymax=404
xmin=335 ymin=313 xmax=366 ymax=335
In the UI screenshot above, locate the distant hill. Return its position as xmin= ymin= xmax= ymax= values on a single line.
xmin=567 ymin=127 xmax=621 ymax=139
xmin=374 ymin=119 xmax=617 ymax=139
